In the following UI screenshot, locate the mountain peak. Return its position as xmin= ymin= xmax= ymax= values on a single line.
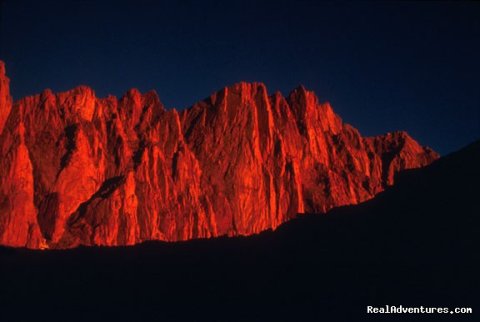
xmin=288 ymin=84 xmax=316 ymax=98
xmin=0 ymin=60 xmax=12 ymax=135
xmin=0 ymin=61 xmax=438 ymax=249
xmin=0 ymin=61 xmax=5 ymax=77
xmin=220 ymin=81 xmax=267 ymax=97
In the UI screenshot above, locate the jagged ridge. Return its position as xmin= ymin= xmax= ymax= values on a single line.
xmin=0 ymin=61 xmax=438 ymax=249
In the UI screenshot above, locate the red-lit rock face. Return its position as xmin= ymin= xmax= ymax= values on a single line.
xmin=0 ymin=62 xmax=438 ymax=249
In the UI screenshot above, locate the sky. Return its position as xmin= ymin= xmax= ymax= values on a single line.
xmin=0 ymin=0 xmax=478 ymax=155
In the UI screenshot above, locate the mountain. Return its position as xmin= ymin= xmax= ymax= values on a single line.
xmin=0 ymin=140 xmax=477 ymax=322
xmin=0 ymin=61 xmax=438 ymax=249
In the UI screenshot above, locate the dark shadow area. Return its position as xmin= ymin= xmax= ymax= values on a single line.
xmin=1 ymin=141 xmax=479 ymax=322
xmin=59 ymin=124 xmax=78 ymax=169
xmin=66 ymin=176 xmax=125 ymax=227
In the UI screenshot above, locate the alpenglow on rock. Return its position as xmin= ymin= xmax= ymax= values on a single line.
xmin=0 ymin=61 xmax=438 ymax=249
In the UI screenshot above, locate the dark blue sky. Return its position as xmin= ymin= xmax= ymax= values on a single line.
xmin=1 ymin=0 xmax=479 ymax=155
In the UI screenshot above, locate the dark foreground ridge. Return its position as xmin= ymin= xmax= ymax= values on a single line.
xmin=0 ymin=140 xmax=478 ymax=321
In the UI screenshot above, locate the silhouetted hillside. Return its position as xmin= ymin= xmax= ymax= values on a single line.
xmin=0 ymin=141 xmax=478 ymax=322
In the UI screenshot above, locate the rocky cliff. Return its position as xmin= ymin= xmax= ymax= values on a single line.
xmin=0 ymin=61 xmax=438 ymax=249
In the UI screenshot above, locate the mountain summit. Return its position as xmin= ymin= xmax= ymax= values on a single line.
xmin=0 ymin=61 xmax=438 ymax=249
